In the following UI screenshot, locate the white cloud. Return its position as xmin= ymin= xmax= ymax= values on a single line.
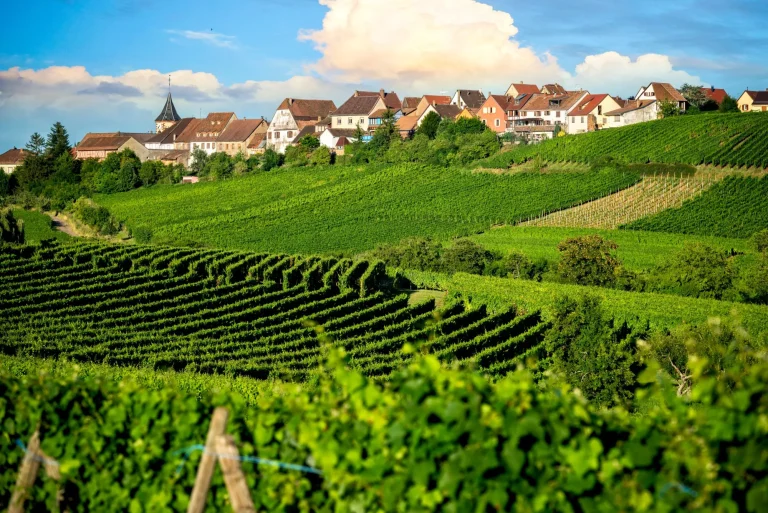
xmin=299 ymin=0 xmax=567 ymax=94
xmin=568 ymin=52 xmax=701 ymax=96
xmin=167 ymin=30 xmax=238 ymax=50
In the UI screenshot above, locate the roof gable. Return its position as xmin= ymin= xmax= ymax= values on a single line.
xmin=146 ymin=118 xmax=195 ymax=144
xmin=0 ymin=148 xmax=27 ymax=165
xmin=277 ymin=99 xmax=338 ymax=120
xmin=218 ymin=119 xmax=266 ymax=142
xmin=333 ymin=95 xmax=384 ymax=116
xmin=457 ymin=89 xmax=487 ymax=109
xmin=569 ymin=94 xmax=609 ymax=116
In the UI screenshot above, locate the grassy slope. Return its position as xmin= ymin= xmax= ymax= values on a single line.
xmin=98 ymin=164 xmax=639 ymax=255
xmin=404 ymin=270 xmax=768 ymax=339
xmin=469 ymin=226 xmax=757 ymax=271
xmin=475 ymin=113 xmax=768 ymax=169
xmin=13 ymin=209 xmax=71 ymax=244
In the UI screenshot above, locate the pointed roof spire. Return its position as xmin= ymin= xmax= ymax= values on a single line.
xmin=156 ymin=76 xmax=181 ymax=122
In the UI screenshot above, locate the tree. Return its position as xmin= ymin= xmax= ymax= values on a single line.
xmin=719 ymin=95 xmax=739 ymax=113
xmin=544 ymin=295 xmax=637 ymax=408
xmin=753 ymin=229 xmax=768 ymax=253
xmin=310 ymin=146 xmax=332 ymax=166
xmin=298 ymin=135 xmax=320 ymax=151
xmin=557 ymin=235 xmax=621 ymax=287
xmin=0 ymin=209 xmax=24 ymax=244
xmin=372 ymin=237 xmax=442 ymax=271
xmin=189 ymin=148 xmax=209 ymax=176
xmin=658 ymin=99 xmax=681 ymax=118
xmin=207 ymin=152 xmax=235 ymax=180
xmin=653 ymin=243 xmax=735 ymax=300
xmin=679 ymin=83 xmax=707 ymax=108
xmin=0 ymin=171 xmax=8 ymax=197
xmin=45 ymin=122 xmax=71 ymax=159
xmin=262 ymin=149 xmax=283 ymax=171
xmin=441 ymin=239 xmax=494 ymax=275
xmin=117 ymin=157 xmax=140 ymax=192
xmin=284 ymin=145 xmax=308 ymax=167
xmin=416 ymin=111 xmax=441 ymax=139
xmin=25 ymin=133 xmax=46 ymax=155
xmin=139 ymin=160 xmax=164 ymax=186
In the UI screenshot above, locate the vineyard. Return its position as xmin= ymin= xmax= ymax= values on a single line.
xmin=520 ymin=174 xmax=719 ymax=229
xmin=475 ymin=113 xmax=768 ymax=169
xmin=625 ymin=175 xmax=768 ymax=238
xmin=97 ymin=164 xmax=640 ymax=254
xmin=0 ymin=241 xmax=552 ymax=380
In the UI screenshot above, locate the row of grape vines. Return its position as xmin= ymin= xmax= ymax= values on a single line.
xmin=0 ymin=241 xmax=550 ymax=379
xmin=520 ymin=174 xmax=720 ymax=229
xmin=624 ymin=175 xmax=768 ymax=237
xmin=476 ymin=113 xmax=768 ymax=169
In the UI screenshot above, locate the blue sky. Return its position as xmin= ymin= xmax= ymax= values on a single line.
xmin=1 ymin=0 xmax=766 ymax=150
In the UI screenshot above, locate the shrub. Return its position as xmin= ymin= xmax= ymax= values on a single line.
xmin=441 ymin=239 xmax=494 ymax=275
xmin=310 ymin=146 xmax=332 ymax=166
xmin=262 ymin=149 xmax=284 ymax=171
xmin=71 ymin=197 xmax=119 ymax=235
xmin=0 ymin=209 xmax=24 ymax=244
xmin=651 ymin=243 xmax=735 ymax=300
xmin=131 ymin=226 xmax=152 ymax=244
xmin=753 ymin=229 xmax=768 ymax=253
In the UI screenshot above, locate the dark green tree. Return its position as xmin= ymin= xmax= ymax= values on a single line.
xmin=0 ymin=209 xmax=24 ymax=244
xmin=298 ymin=135 xmax=320 ymax=151
xmin=45 ymin=122 xmax=71 ymax=159
xmin=416 ymin=111 xmax=441 ymax=139
xmin=753 ymin=229 xmax=768 ymax=253
xmin=25 ymin=133 xmax=46 ymax=155
xmin=0 ymin=172 xmax=9 ymax=197
xmin=719 ymin=95 xmax=739 ymax=113
xmin=310 ymin=146 xmax=332 ymax=166
xmin=653 ymin=243 xmax=735 ymax=300
xmin=262 ymin=148 xmax=283 ymax=171
xmin=139 ymin=160 xmax=164 ymax=186
xmin=441 ymin=239 xmax=494 ymax=275
xmin=544 ymin=295 xmax=637 ymax=408
xmin=207 ymin=152 xmax=234 ymax=179
xmin=557 ymin=235 xmax=621 ymax=287
xmin=189 ymin=148 xmax=209 ymax=176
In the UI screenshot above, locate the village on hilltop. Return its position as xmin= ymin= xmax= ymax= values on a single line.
xmin=1 ymin=81 xmax=766 ymax=173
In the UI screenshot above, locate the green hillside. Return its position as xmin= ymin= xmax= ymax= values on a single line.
xmin=97 ymin=164 xmax=639 ymax=254
xmin=12 ymin=209 xmax=71 ymax=243
xmin=0 ymin=242 xmax=549 ymax=380
xmin=625 ymin=175 xmax=768 ymax=237
xmin=476 ymin=113 xmax=768 ymax=169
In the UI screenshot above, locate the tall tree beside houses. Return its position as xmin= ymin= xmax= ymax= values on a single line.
xmin=46 ymin=122 xmax=71 ymax=159
xmin=25 ymin=133 xmax=45 ymax=155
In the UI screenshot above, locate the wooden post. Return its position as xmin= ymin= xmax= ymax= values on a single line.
xmin=215 ymin=435 xmax=256 ymax=513
xmin=8 ymin=430 xmax=42 ymax=513
xmin=188 ymin=407 xmax=229 ymax=513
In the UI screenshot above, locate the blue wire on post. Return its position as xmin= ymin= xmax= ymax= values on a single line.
xmin=172 ymin=445 xmax=322 ymax=476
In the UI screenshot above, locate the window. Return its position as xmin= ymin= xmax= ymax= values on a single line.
xmin=494 ymin=119 xmax=500 ymax=127
xmin=482 ymin=119 xmax=487 ymax=125
xmin=287 ymin=131 xmax=293 ymax=139
xmin=571 ymin=117 xmax=575 ymax=123
xmin=581 ymin=117 xmax=585 ymax=123
xmin=348 ymin=118 xmax=353 ymax=125
xmin=556 ymin=111 xmax=560 ymax=118
xmin=360 ymin=118 xmax=365 ymax=125
xmin=268 ymin=132 xmax=272 ymax=140
xmin=614 ymin=116 xmax=620 ymax=122
xmin=598 ymin=106 xmax=602 ymax=115
xmin=535 ymin=111 xmax=541 ymax=117
xmin=546 ymin=111 xmax=551 ymax=116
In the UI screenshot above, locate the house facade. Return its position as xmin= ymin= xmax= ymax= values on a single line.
xmin=216 ymin=118 xmax=268 ymax=157
xmin=603 ymin=100 xmax=658 ymax=129
xmin=416 ymin=104 xmax=462 ymax=126
xmin=513 ymin=91 xmax=589 ymax=139
xmin=145 ymin=118 xmax=195 ymax=151
xmin=319 ymin=128 xmax=359 ymax=151
xmin=478 ymin=95 xmax=512 ymax=133
xmin=737 ymin=90 xmax=768 ymax=112
xmin=451 ymin=90 xmax=486 ymax=110
xmin=414 ymin=95 xmax=452 ymax=118
xmin=266 ymin=98 xmax=337 ymax=153
xmin=75 ymin=134 xmax=152 ymax=161
xmin=0 ymin=148 xmax=27 ymax=174
xmin=188 ymin=112 xmax=237 ymax=158
xmin=634 ymin=82 xmax=687 ymax=112
xmin=330 ymin=93 xmax=386 ymax=134
xmin=566 ymin=94 xmax=622 ymax=134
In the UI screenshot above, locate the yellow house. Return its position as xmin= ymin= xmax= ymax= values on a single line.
xmin=456 ymin=107 xmax=477 ymax=120
xmin=737 ymin=90 xmax=768 ymax=112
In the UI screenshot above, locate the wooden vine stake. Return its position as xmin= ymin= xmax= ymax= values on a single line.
xmin=8 ymin=428 xmax=61 ymax=513
xmin=187 ymin=407 xmax=255 ymax=513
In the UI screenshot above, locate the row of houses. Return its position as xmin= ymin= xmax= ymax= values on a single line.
xmin=2 ymin=82 xmax=765 ymax=174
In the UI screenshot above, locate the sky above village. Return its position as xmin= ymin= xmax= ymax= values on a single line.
xmin=1 ymin=0 xmax=766 ymax=150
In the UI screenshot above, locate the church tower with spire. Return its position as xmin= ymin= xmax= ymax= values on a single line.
xmin=155 ymin=76 xmax=182 ymax=133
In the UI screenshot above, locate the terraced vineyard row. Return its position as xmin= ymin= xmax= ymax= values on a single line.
xmin=477 ymin=113 xmax=768 ymax=169
xmin=0 ymin=242 xmax=550 ymax=380
xmin=520 ymin=174 xmax=719 ymax=229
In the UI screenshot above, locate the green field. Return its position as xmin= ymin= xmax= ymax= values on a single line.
xmin=404 ymin=269 xmax=768 ymax=339
xmin=12 ymin=209 xmax=71 ymax=243
xmin=476 ymin=113 xmax=768 ymax=169
xmin=97 ymin=164 xmax=640 ymax=254
xmin=625 ymin=175 xmax=768 ymax=238
xmin=469 ymin=226 xmax=757 ymax=270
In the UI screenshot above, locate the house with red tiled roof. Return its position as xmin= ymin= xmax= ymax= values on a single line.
xmin=513 ymin=91 xmax=590 ymax=141
xmin=566 ymin=94 xmax=622 ymax=134
xmin=266 ymin=98 xmax=337 ymax=153
xmin=451 ymin=90 xmax=487 ymax=110
xmin=505 ymin=82 xmax=540 ymax=97
xmin=541 ymin=84 xmax=567 ymax=95
xmin=401 ymin=97 xmax=422 ymax=115
xmin=700 ymin=86 xmax=728 ymax=106
xmin=75 ymin=133 xmax=152 ymax=161
xmin=634 ymin=83 xmax=687 ymax=111
xmin=186 ymin=112 xmax=237 ymax=159
xmin=0 ymin=148 xmax=27 ymax=174
xmin=216 ymin=118 xmax=268 ymax=157
xmin=737 ymin=89 xmax=768 ymax=112
xmin=415 ymin=95 xmax=452 ymax=117
xmin=478 ymin=95 xmax=513 ymax=134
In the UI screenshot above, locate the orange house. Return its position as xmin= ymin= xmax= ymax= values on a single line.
xmin=477 ymin=95 xmax=512 ymax=133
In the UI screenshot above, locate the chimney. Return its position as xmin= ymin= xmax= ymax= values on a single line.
xmin=711 ymin=85 xmax=715 ymax=92
xmin=354 ymin=91 xmax=359 ymax=97
xmin=380 ymin=88 xmax=385 ymax=98
xmin=173 ymin=133 xmax=176 ymax=142
xmin=288 ymin=98 xmax=293 ymax=106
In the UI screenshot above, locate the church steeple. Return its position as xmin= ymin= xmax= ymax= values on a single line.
xmin=155 ymin=76 xmax=182 ymax=133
